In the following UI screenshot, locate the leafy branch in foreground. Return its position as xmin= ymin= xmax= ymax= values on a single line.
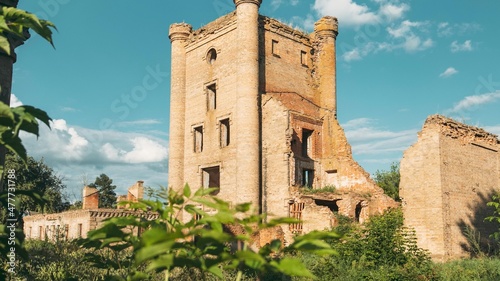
xmin=80 ymin=185 xmax=341 ymax=280
xmin=0 ymin=6 xmax=56 ymax=55
xmin=0 ymin=102 xmax=51 ymax=172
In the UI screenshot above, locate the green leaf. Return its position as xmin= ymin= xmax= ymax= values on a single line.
xmin=183 ymin=183 xmax=191 ymax=198
xmin=272 ymin=258 xmax=315 ymax=278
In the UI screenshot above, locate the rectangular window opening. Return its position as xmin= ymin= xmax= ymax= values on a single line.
xmin=302 ymin=129 xmax=313 ymax=157
xmin=194 ymin=126 xmax=203 ymax=153
xmin=207 ymin=83 xmax=217 ymax=111
xmin=301 ymin=50 xmax=308 ymax=66
xmin=220 ymin=118 xmax=230 ymax=148
xmin=272 ymin=39 xmax=280 ymax=57
xmin=77 ymin=223 xmax=83 ymax=238
xmin=202 ymin=166 xmax=220 ymax=195
xmin=302 ymin=169 xmax=314 ymax=188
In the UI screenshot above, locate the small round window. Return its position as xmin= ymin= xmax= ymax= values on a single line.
xmin=206 ymin=48 xmax=217 ymax=65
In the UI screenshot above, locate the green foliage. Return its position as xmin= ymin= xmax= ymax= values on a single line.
xmin=0 ymin=6 xmax=56 ymax=55
xmin=301 ymin=185 xmax=337 ymax=194
xmin=89 ymin=173 xmax=117 ymax=208
xmin=485 ymin=193 xmax=500 ymax=242
xmin=1 ymin=151 xmax=68 ymax=216
xmin=0 ymin=102 xmax=51 ymax=173
xmin=434 ymin=258 xmax=500 ymax=281
xmin=374 ymin=162 xmax=400 ymax=201
xmin=80 ymin=185 xmax=340 ymax=280
xmin=12 ymin=239 xmax=164 ymax=281
xmin=295 ymin=208 xmax=434 ymax=281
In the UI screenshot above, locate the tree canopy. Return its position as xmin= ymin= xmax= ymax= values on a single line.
xmin=89 ymin=173 xmax=117 ymax=208
xmin=2 ymin=151 xmax=69 ymax=215
xmin=374 ymin=162 xmax=400 ymax=201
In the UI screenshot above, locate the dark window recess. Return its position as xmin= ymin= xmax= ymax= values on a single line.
xmin=203 ymin=166 xmax=220 ymax=195
xmin=355 ymin=202 xmax=363 ymax=222
xmin=220 ymin=118 xmax=230 ymax=147
xmin=302 ymin=129 xmax=313 ymax=157
xmin=207 ymin=48 xmax=217 ymax=65
xmin=207 ymin=84 xmax=217 ymax=110
xmin=194 ymin=126 xmax=203 ymax=153
xmin=314 ymin=199 xmax=339 ymax=213
xmin=302 ymin=169 xmax=314 ymax=188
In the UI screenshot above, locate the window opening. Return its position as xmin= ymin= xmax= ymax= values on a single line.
xmin=194 ymin=126 xmax=203 ymax=153
xmin=207 ymin=84 xmax=217 ymax=111
xmin=272 ymin=39 xmax=280 ymax=57
xmin=302 ymin=129 xmax=313 ymax=157
xmin=202 ymin=166 xmax=220 ymax=195
xmin=355 ymin=202 xmax=363 ymax=222
xmin=302 ymin=169 xmax=314 ymax=188
xmin=206 ymin=48 xmax=217 ymax=65
xmin=301 ymin=50 xmax=308 ymax=66
xmin=220 ymin=118 xmax=230 ymax=147
xmin=289 ymin=202 xmax=305 ymax=234
xmin=77 ymin=223 xmax=83 ymax=238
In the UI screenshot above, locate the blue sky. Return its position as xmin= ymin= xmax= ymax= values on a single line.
xmin=12 ymin=0 xmax=500 ymax=200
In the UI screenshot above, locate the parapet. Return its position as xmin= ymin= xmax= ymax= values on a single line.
xmin=314 ymin=16 xmax=339 ymax=38
xmin=169 ymin=23 xmax=192 ymax=42
xmin=424 ymin=114 xmax=499 ymax=147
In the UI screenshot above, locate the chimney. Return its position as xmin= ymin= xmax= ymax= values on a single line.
xmin=127 ymin=180 xmax=144 ymax=202
xmin=82 ymin=186 xmax=99 ymax=209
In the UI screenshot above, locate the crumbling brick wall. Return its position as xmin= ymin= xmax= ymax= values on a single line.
xmin=400 ymin=115 xmax=500 ymax=261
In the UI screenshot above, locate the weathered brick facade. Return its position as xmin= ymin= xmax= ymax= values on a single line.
xmin=23 ymin=181 xmax=151 ymax=240
xmin=400 ymin=115 xmax=500 ymax=261
xmin=167 ymin=0 xmax=396 ymax=242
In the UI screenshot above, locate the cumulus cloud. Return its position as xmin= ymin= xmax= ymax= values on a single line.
xmin=313 ymin=0 xmax=409 ymax=27
xmin=448 ymin=91 xmax=500 ymax=113
xmin=387 ymin=20 xmax=433 ymax=52
xmin=439 ymin=67 xmax=458 ymax=78
xmin=451 ymin=40 xmax=473 ymax=52
xmin=313 ymin=0 xmax=378 ymax=26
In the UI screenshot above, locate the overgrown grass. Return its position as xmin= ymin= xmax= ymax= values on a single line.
xmin=301 ymin=185 xmax=337 ymax=194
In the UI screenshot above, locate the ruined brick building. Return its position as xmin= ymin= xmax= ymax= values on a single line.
xmin=23 ymin=181 xmax=155 ymax=240
xmin=167 ymin=0 xmax=396 ymax=241
xmin=401 ymin=115 xmax=500 ymax=261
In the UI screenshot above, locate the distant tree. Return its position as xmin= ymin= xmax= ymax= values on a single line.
xmin=2 ymin=151 xmax=69 ymax=215
xmin=374 ymin=162 xmax=400 ymax=201
xmin=89 ymin=174 xmax=117 ymax=208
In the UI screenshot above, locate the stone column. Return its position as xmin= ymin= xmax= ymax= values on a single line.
xmin=234 ymin=0 xmax=261 ymax=210
xmin=168 ymin=23 xmax=191 ymax=192
xmin=314 ymin=16 xmax=338 ymax=117
xmin=314 ymin=17 xmax=339 ymax=167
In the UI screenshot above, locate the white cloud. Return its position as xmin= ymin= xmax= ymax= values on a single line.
xmin=437 ymin=22 xmax=481 ymax=37
xmin=379 ymin=3 xmax=409 ymax=21
xmin=60 ymin=106 xmax=78 ymax=112
xmin=439 ymin=67 xmax=458 ymax=78
xmin=448 ymin=91 xmax=500 ymax=112
xmin=10 ymin=94 xmax=23 ymax=107
xmin=313 ymin=0 xmax=379 ymax=27
xmin=124 ymin=137 xmax=168 ymax=163
xmin=342 ymin=118 xmax=418 ymax=155
xmin=387 ymin=20 xmax=434 ymax=52
xmin=116 ymin=119 xmax=162 ymax=127
xmin=451 ymin=40 xmax=473 ymax=52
